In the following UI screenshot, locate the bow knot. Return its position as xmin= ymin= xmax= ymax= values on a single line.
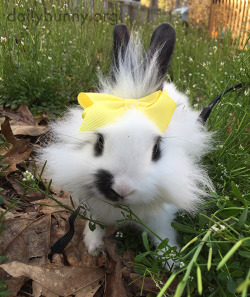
xmin=78 ymin=90 xmax=177 ymax=132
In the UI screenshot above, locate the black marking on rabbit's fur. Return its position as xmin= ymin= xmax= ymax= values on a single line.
xmin=94 ymin=133 xmax=104 ymax=156
xmin=94 ymin=169 xmax=122 ymax=202
xmin=152 ymin=136 xmax=162 ymax=162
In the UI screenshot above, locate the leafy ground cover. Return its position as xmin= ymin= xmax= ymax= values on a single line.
xmin=0 ymin=0 xmax=249 ymax=296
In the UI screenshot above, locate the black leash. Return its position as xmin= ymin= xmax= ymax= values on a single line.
xmin=199 ymin=83 xmax=244 ymax=123
xmin=48 ymin=206 xmax=81 ymax=260
xmin=48 ymin=82 xmax=245 ymax=258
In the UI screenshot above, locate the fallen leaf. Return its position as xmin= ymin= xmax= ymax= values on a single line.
xmin=11 ymin=125 xmax=50 ymax=136
xmin=6 ymin=175 xmax=44 ymax=202
xmin=1 ymin=103 xmax=50 ymax=136
xmin=0 ymin=213 xmax=51 ymax=295
xmin=17 ymin=103 xmax=37 ymax=126
xmin=0 ymin=261 xmax=105 ymax=297
xmin=103 ymin=235 xmax=132 ymax=297
xmin=1 ymin=117 xmax=33 ymax=176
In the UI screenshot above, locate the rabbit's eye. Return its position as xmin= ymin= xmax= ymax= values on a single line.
xmin=94 ymin=133 xmax=104 ymax=156
xmin=152 ymin=137 xmax=161 ymax=161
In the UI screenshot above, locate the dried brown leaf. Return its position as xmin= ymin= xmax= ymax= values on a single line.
xmin=6 ymin=176 xmax=44 ymax=202
xmin=17 ymin=103 xmax=37 ymax=126
xmin=11 ymin=125 xmax=50 ymax=136
xmin=1 ymin=117 xmax=33 ymax=176
xmin=0 ymin=261 xmax=105 ymax=297
xmin=0 ymin=213 xmax=51 ymax=294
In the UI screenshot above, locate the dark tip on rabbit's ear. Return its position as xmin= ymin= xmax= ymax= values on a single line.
xmin=147 ymin=23 xmax=176 ymax=80
xmin=113 ymin=24 xmax=130 ymax=67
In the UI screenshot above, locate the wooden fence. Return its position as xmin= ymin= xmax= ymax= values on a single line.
xmin=103 ymin=0 xmax=164 ymax=23
xmin=209 ymin=0 xmax=249 ymax=49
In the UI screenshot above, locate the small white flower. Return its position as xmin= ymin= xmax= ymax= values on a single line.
xmin=48 ymin=56 xmax=52 ymax=60
xmin=220 ymin=62 xmax=224 ymax=66
xmin=211 ymin=226 xmax=219 ymax=233
xmin=186 ymin=89 xmax=190 ymax=95
xmin=23 ymin=25 xmax=27 ymax=29
xmin=220 ymin=225 xmax=226 ymax=230
xmin=179 ymin=262 xmax=185 ymax=268
xmin=37 ymin=61 xmax=41 ymax=65
xmin=189 ymin=57 xmax=193 ymax=62
xmin=22 ymin=170 xmax=34 ymax=182
xmin=0 ymin=37 xmax=7 ymax=42
xmin=115 ymin=231 xmax=124 ymax=238
xmin=244 ymin=89 xmax=249 ymax=96
xmin=189 ymin=73 xmax=192 ymax=76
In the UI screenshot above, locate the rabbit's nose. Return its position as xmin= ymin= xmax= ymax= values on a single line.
xmin=112 ymin=186 xmax=135 ymax=198
xmin=112 ymin=177 xmax=136 ymax=198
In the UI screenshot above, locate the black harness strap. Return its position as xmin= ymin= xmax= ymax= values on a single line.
xmin=48 ymin=206 xmax=81 ymax=260
xmin=199 ymin=83 xmax=243 ymax=123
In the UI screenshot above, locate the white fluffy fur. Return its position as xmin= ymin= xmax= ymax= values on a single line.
xmin=38 ymin=34 xmax=214 ymax=260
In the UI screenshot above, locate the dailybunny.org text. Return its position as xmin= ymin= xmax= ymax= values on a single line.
xmin=7 ymin=9 xmax=118 ymax=26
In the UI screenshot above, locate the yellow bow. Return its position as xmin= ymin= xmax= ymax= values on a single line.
xmin=78 ymin=90 xmax=177 ymax=132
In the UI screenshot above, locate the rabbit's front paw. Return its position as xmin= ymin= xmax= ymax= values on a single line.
xmin=83 ymin=224 xmax=106 ymax=256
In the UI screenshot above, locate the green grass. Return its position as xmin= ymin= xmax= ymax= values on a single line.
xmin=0 ymin=0 xmax=249 ymax=296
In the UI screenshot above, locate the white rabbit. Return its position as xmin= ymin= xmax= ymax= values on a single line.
xmin=39 ymin=23 xmax=214 ymax=261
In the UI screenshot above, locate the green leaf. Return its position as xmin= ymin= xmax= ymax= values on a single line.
xmin=231 ymin=181 xmax=245 ymax=206
xmin=151 ymin=258 xmax=158 ymax=273
xmin=227 ymin=277 xmax=237 ymax=293
xmin=239 ymin=251 xmax=250 ymax=258
xmin=238 ymin=207 xmax=248 ymax=227
xmin=156 ymin=238 xmax=169 ymax=251
xmin=0 ymin=256 xmax=7 ymax=263
xmin=133 ymin=265 xmax=146 ymax=275
xmin=171 ymin=222 xmax=198 ymax=234
xmin=218 ymin=208 xmax=242 ymax=218
xmin=0 ymin=291 xmax=12 ymax=297
xmin=142 ymin=231 xmax=150 ymax=251
xmin=0 ymin=195 xmax=5 ymax=204
xmin=134 ymin=251 xmax=151 ymax=262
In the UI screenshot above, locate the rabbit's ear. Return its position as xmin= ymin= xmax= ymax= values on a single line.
xmin=147 ymin=23 xmax=176 ymax=80
xmin=113 ymin=24 xmax=130 ymax=68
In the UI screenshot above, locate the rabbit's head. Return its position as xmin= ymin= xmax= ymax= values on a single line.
xmin=40 ymin=24 xmax=213 ymax=213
